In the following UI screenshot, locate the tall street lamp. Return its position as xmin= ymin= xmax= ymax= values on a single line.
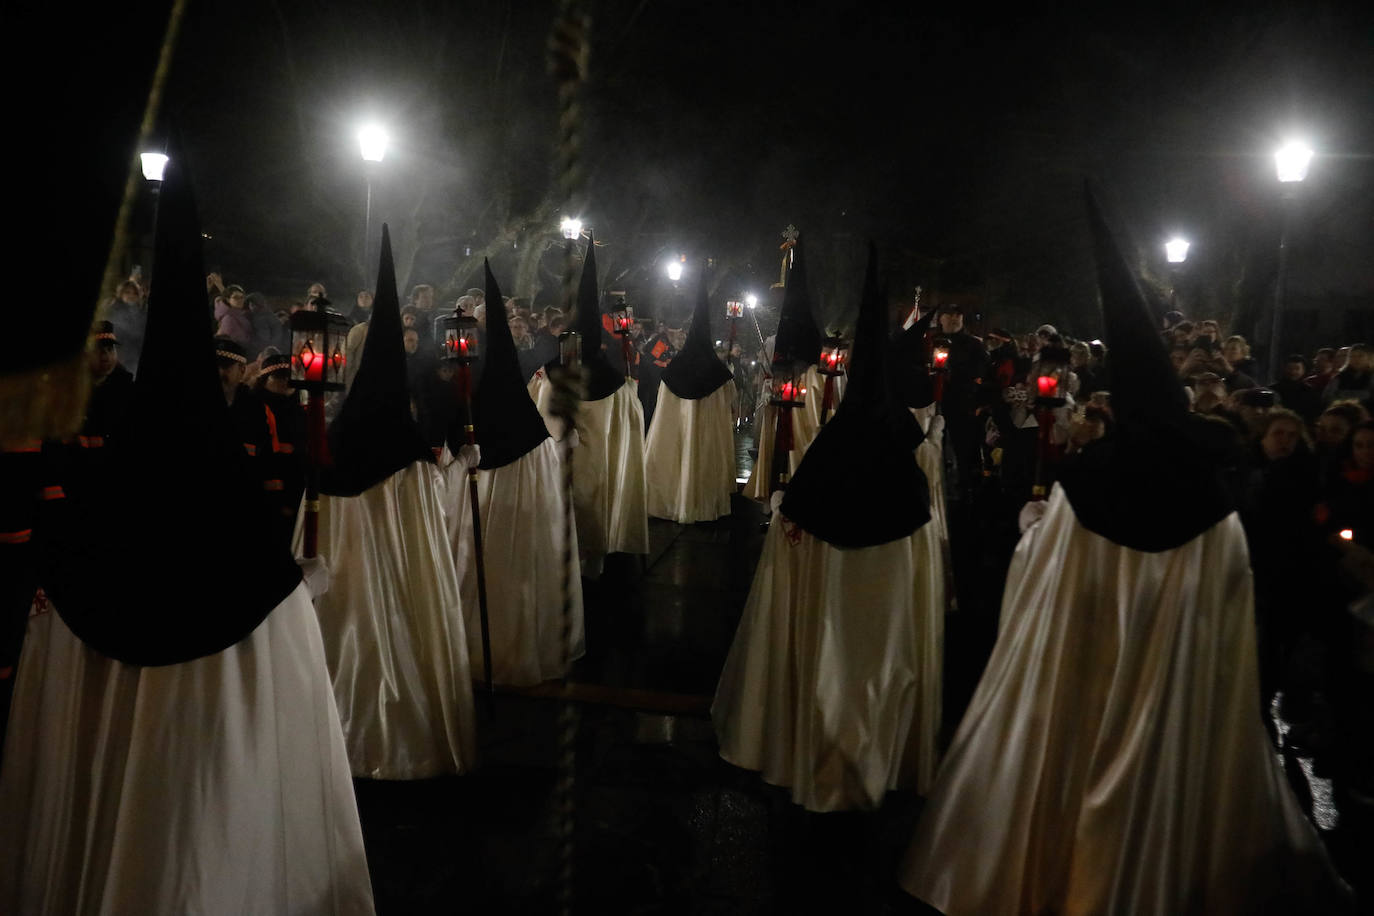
xmin=1165 ymin=237 xmax=1189 ymax=311
xmin=1269 ymin=140 xmax=1312 ymax=382
xmin=358 ymin=124 xmax=388 ymax=282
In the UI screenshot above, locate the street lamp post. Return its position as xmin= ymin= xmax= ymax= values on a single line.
xmin=1269 ymin=141 xmax=1312 ymax=383
xmin=1165 ymin=237 xmax=1189 ymax=311
xmin=358 ymin=124 xmax=388 ymax=283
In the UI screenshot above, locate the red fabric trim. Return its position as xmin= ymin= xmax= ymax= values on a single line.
xmin=0 ymin=529 xmax=33 ymax=544
xmin=40 ymin=485 xmax=65 ymax=501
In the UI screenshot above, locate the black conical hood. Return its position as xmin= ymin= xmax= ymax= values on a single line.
xmin=1057 ymin=186 xmax=1235 ymax=552
xmin=322 ymin=224 xmax=433 ymax=496
xmin=888 ymin=305 xmax=937 ymax=408
xmin=773 ymin=237 xmax=822 ymax=366
xmin=472 ymin=261 xmax=550 ymax=468
xmin=43 ymin=139 xmax=303 ymax=666
xmin=661 ymin=264 xmax=734 ymax=400
xmin=576 ymin=234 xmax=626 ymax=401
xmin=782 ymin=243 xmax=930 ymax=547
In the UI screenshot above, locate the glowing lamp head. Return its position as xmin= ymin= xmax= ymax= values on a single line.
xmin=666 ymin=259 xmax=684 ymax=282
xmin=436 ymin=312 xmax=481 ymax=363
xmin=1165 ymin=237 xmax=1190 ymax=264
xmin=820 ymin=336 xmax=849 ymax=375
xmin=769 ymin=361 xmax=808 ymax=407
xmin=358 ymin=124 xmax=389 ymax=163
xmin=610 ymin=300 xmax=634 ymax=334
xmin=1275 ymin=141 xmax=1313 ymax=183
xmin=1339 ymin=528 xmax=1354 ymax=542
xmin=745 ymin=293 xmax=758 ymax=309
xmin=288 ymin=304 xmax=350 ymax=392
xmin=932 ymin=336 xmax=951 ymax=370
xmin=559 ymin=216 xmax=583 ymax=240
xmin=140 ymin=152 xmax=169 ymax=182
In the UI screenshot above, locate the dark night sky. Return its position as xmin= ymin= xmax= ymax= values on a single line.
xmin=131 ymin=1 xmax=1374 ymax=342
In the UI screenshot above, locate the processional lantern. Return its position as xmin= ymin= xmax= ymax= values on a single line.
xmin=726 ymin=298 xmax=744 ymax=319
xmin=289 ymin=302 xmax=350 ymax=392
xmin=1034 ymin=346 xmax=1071 ymax=408
xmin=610 ymin=297 xmax=634 ymax=336
xmin=436 ymin=312 xmax=482 ymax=364
xmin=819 ymin=335 xmax=849 ymax=377
xmin=769 ymin=359 xmax=808 ymax=408
xmin=931 ymin=337 xmax=951 ymax=372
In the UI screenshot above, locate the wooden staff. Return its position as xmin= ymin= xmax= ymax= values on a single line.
xmin=458 ymin=362 xmax=495 ymax=718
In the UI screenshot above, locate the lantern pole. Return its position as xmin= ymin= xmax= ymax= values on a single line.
xmin=1030 ymin=349 xmax=1069 ymax=501
xmin=290 ymin=299 xmax=349 ymax=560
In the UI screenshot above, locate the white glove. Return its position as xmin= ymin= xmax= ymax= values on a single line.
xmin=298 ymin=555 xmax=331 ymax=599
xmin=457 ymin=443 xmax=482 ymax=472
xmin=769 ymin=490 xmax=784 ymax=514
xmin=1017 ymin=500 xmax=1049 ymax=534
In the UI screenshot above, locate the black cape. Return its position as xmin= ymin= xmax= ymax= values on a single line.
xmin=661 ymin=266 xmax=733 ymax=400
xmin=322 ymin=224 xmax=434 ymax=496
xmin=43 ymin=141 xmax=303 ymax=666
xmin=1057 ymin=187 xmax=1235 ymax=552
xmin=782 ymin=244 xmax=930 ymax=548
xmin=468 ymin=261 xmax=551 ymax=469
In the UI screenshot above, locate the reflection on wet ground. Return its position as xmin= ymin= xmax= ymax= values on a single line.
xmin=355 ymin=428 xmax=1371 ymax=914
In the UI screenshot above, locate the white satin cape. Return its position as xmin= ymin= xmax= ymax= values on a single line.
xmin=912 ymin=404 xmax=954 ymax=611
xmin=0 ymin=584 xmax=375 ymax=915
xmin=437 ymin=437 xmax=585 ymax=687
xmin=531 ymin=372 xmax=649 ymax=572
xmin=643 ymin=381 xmax=736 ymax=524
xmin=900 ymin=483 xmax=1351 ymax=915
xmin=298 ymin=462 xmax=477 ymax=779
xmin=743 ymin=365 xmax=836 ymax=501
xmin=712 ymin=512 xmax=945 ymax=811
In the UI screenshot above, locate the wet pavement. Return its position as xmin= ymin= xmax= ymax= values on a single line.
xmin=354 ymin=425 xmax=1372 ymax=914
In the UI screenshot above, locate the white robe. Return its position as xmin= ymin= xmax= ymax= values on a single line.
xmin=531 ymin=372 xmax=649 ymax=573
xmin=712 ymin=512 xmax=945 ymax=811
xmin=912 ymin=405 xmax=954 ymax=611
xmin=643 ymin=381 xmax=736 ymax=524
xmin=438 ymin=437 xmax=585 ymax=687
xmin=300 ymin=462 xmax=477 ymax=779
xmin=900 ymin=484 xmax=1351 ymax=915
xmin=743 ymin=365 xmax=835 ymax=501
xmin=0 ymin=585 xmax=375 ymax=915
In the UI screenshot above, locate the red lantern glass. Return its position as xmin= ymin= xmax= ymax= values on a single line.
xmin=289 ymin=305 xmax=350 ymax=392
xmin=769 ymin=360 xmax=808 ymax=407
xmin=820 ymin=336 xmax=849 ymax=376
xmin=436 ymin=312 xmax=481 ymax=363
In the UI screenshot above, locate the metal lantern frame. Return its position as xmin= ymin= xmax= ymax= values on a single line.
xmin=609 ymin=298 xmax=634 ymax=337
xmin=725 ymin=298 xmax=744 ymax=319
xmin=1034 ymin=346 xmax=1072 ymax=408
xmin=819 ymin=335 xmax=849 ymax=377
xmin=436 ymin=311 xmax=482 ymax=364
xmin=930 ymin=336 xmax=952 ymax=373
xmin=769 ymin=358 xmax=808 ymax=408
xmin=288 ymin=304 xmax=351 ymax=393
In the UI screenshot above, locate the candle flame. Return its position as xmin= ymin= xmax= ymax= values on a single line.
xmin=1339 ymin=529 xmax=1354 ymax=541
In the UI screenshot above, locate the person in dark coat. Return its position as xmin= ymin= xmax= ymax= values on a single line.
xmin=1272 ymin=354 xmax=1322 ymax=425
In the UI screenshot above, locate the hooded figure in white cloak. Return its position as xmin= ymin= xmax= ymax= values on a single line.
xmin=744 ymin=236 xmax=829 ymax=501
xmin=713 ymin=243 xmax=945 ymax=811
xmin=437 ymin=261 xmax=584 ymax=687
xmin=643 ymin=264 xmax=736 ymax=523
xmin=299 ymin=225 xmax=476 ymax=780
xmin=898 ymin=188 xmax=1354 ymax=915
xmin=530 ymin=234 xmax=648 ymax=576
xmin=0 ymin=146 xmax=374 ymax=914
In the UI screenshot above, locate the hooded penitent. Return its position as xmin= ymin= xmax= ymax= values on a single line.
xmin=42 ymin=141 xmax=303 ymax=666
xmin=781 ymin=244 xmax=930 ymax=547
xmin=1057 ymin=187 xmax=1236 ymax=551
xmin=888 ymin=305 xmax=937 ymax=409
xmin=773 ymin=236 xmax=823 ymax=368
xmin=466 ymin=261 xmax=551 ymax=469
xmin=575 ymin=234 xmax=626 ymax=401
xmin=660 ymin=265 xmax=733 ymax=400
xmin=322 ymin=224 xmax=433 ymax=496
